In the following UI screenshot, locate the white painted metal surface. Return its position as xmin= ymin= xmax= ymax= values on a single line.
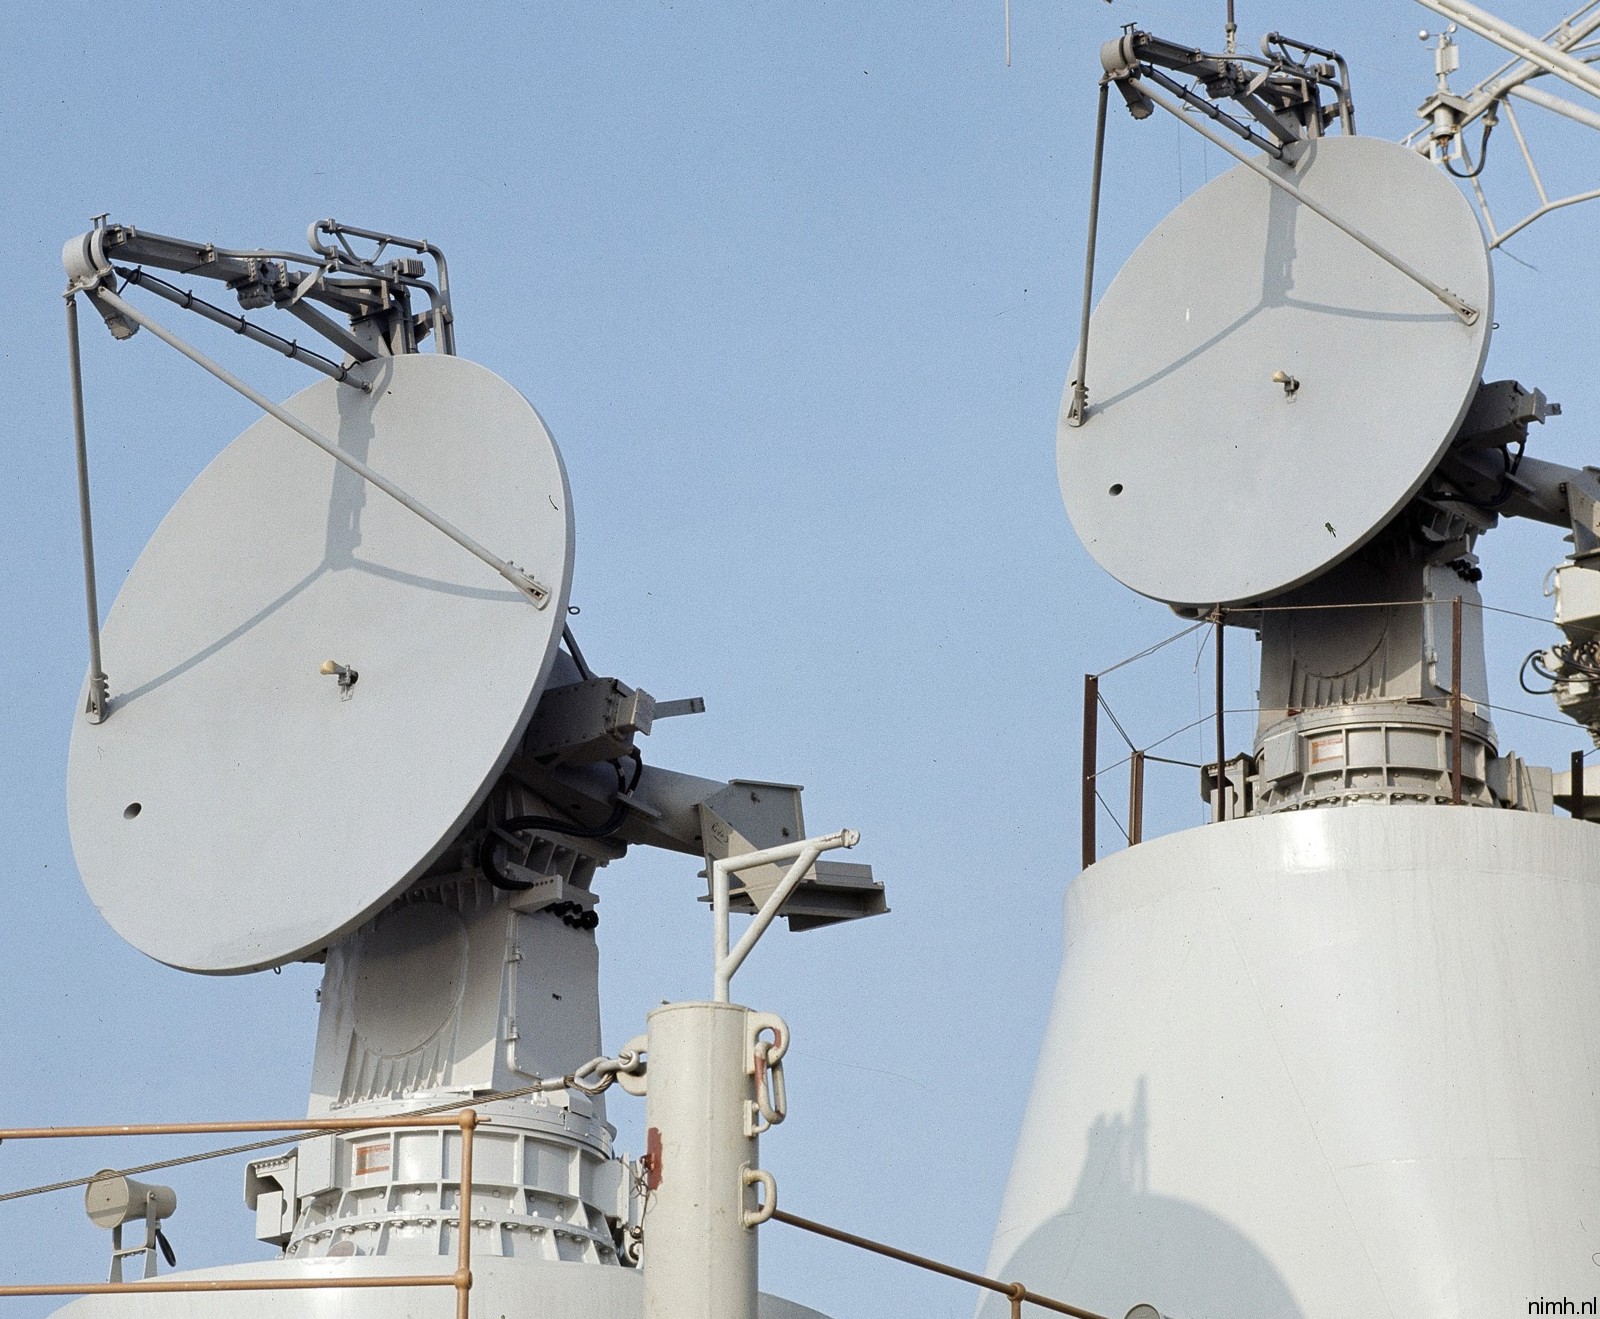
xmin=711 ymin=832 xmax=860 ymax=1001
xmin=1059 ymin=135 xmax=1493 ymax=608
xmin=66 ymin=353 xmax=574 ymax=973
xmin=46 ymin=1256 xmax=831 ymax=1319
xmin=982 ymin=808 xmax=1600 ymax=1318
xmin=641 ymin=1002 xmax=784 ymax=1319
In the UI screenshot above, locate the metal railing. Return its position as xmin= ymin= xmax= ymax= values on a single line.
xmin=1081 ymin=611 xmax=1240 ymax=869
xmin=1077 ymin=596 xmax=1600 ymax=867
xmin=773 ymin=1208 xmax=1116 ymax=1319
xmin=0 ymin=1110 xmax=479 ymax=1318
xmin=4 ymin=1119 xmax=1123 ymax=1318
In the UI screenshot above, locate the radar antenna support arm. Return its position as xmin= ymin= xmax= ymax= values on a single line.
xmin=1100 ymin=28 xmax=1355 ymax=146
xmin=1450 ymin=448 xmax=1600 ymax=543
xmin=1260 ymin=32 xmax=1356 ymax=135
xmin=309 ymin=219 xmax=456 ymax=356
xmin=69 ymin=220 xmax=453 ymax=359
xmin=1133 ymin=62 xmax=1297 ymax=153
xmin=1065 ymin=79 xmax=1112 ymax=429
xmin=64 ymin=293 xmax=110 ymax=723
xmin=84 ymin=286 xmax=554 ymax=609
xmin=113 ymin=266 xmax=370 ymax=389
xmin=1134 ymin=78 xmax=1481 ymax=325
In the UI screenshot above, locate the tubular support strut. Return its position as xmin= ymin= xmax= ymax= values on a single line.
xmin=114 ymin=266 xmax=369 ymax=389
xmin=1066 ymin=80 xmax=1111 ymax=428
xmin=712 ymin=830 xmax=859 ymax=1002
xmin=65 ymin=294 xmax=111 ymax=723
xmin=86 ymin=287 xmax=551 ymax=608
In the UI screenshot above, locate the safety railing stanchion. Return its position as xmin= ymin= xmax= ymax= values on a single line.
xmin=1081 ymin=674 xmax=1098 ymax=868
xmin=1452 ymin=596 xmax=1464 ymax=804
xmin=456 ymin=1109 xmax=476 ymax=1319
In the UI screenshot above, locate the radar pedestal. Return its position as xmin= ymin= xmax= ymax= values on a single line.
xmin=248 ymin=880 xmax=627 ymax=1265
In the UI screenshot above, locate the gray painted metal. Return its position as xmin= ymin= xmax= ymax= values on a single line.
xmin=67 ymin=354 xmax=573 ymax=974
xmin=1059 ymin=135 xmax=1492 ymax=608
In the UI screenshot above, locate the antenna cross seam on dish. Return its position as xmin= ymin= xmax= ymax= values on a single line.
xmin=62 ymin=255 xmax=553 ymax=722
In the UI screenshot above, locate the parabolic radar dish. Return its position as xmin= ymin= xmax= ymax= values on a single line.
xmin=1059 ymin=134 xmax=1493 ymax=609
xmin=67 ymin=354 xmax=574 ymax=974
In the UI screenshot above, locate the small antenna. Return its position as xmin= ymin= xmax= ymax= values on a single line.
xmin=1225 ymin=0 xmax=1237 ymax=54
xmin=1006 ymin=0 xmax=1114 ymax=67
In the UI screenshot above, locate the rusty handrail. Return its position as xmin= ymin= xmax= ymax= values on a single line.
xmin=0 ymin=1112 xmax=475 ymax=1139
xmin=1078 ymin=587 xmax=1600 ymax=860
xmin=1081 ymin=673 xmax=1099 ymax=869
xmin=0 ymin=1109 xmax=478 ymax=1318
xmin=771 ymin=1207 xmax=1112 ymax=1319
xmin=1127 ymin=748 xmax=1145 ymax=845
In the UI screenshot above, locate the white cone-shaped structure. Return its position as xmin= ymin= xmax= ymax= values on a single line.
xmin=983 ymin=807 xmax=1600 ymax=1318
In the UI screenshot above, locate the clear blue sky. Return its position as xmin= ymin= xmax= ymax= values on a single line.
xmin=2 ymin=3 xmax=1597 ymax=1316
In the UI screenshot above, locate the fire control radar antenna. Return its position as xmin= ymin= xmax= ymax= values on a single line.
xmin=56 ymin=217 xmax=887 ymax=1319
xmin=983 ymin=9 xmax=1600 ymax=1315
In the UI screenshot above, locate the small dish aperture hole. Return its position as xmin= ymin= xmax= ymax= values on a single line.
xmin=123 ymin=802 xmax=142 ymax=820
xmin=1109 ymin=483 xmax=1124 ymax=496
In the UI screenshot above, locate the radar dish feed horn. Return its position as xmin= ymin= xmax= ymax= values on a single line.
xmin=66 ymin=353 xmax=575 ymax=975
xmin=1059 ymin=134 xmax=1493 ymax=609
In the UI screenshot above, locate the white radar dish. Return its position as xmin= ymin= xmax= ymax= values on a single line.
xmin=1059 ymin=134 xmax=1493 ymax=608
xmin=67 ymin=354 xmax=574 ymax=974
